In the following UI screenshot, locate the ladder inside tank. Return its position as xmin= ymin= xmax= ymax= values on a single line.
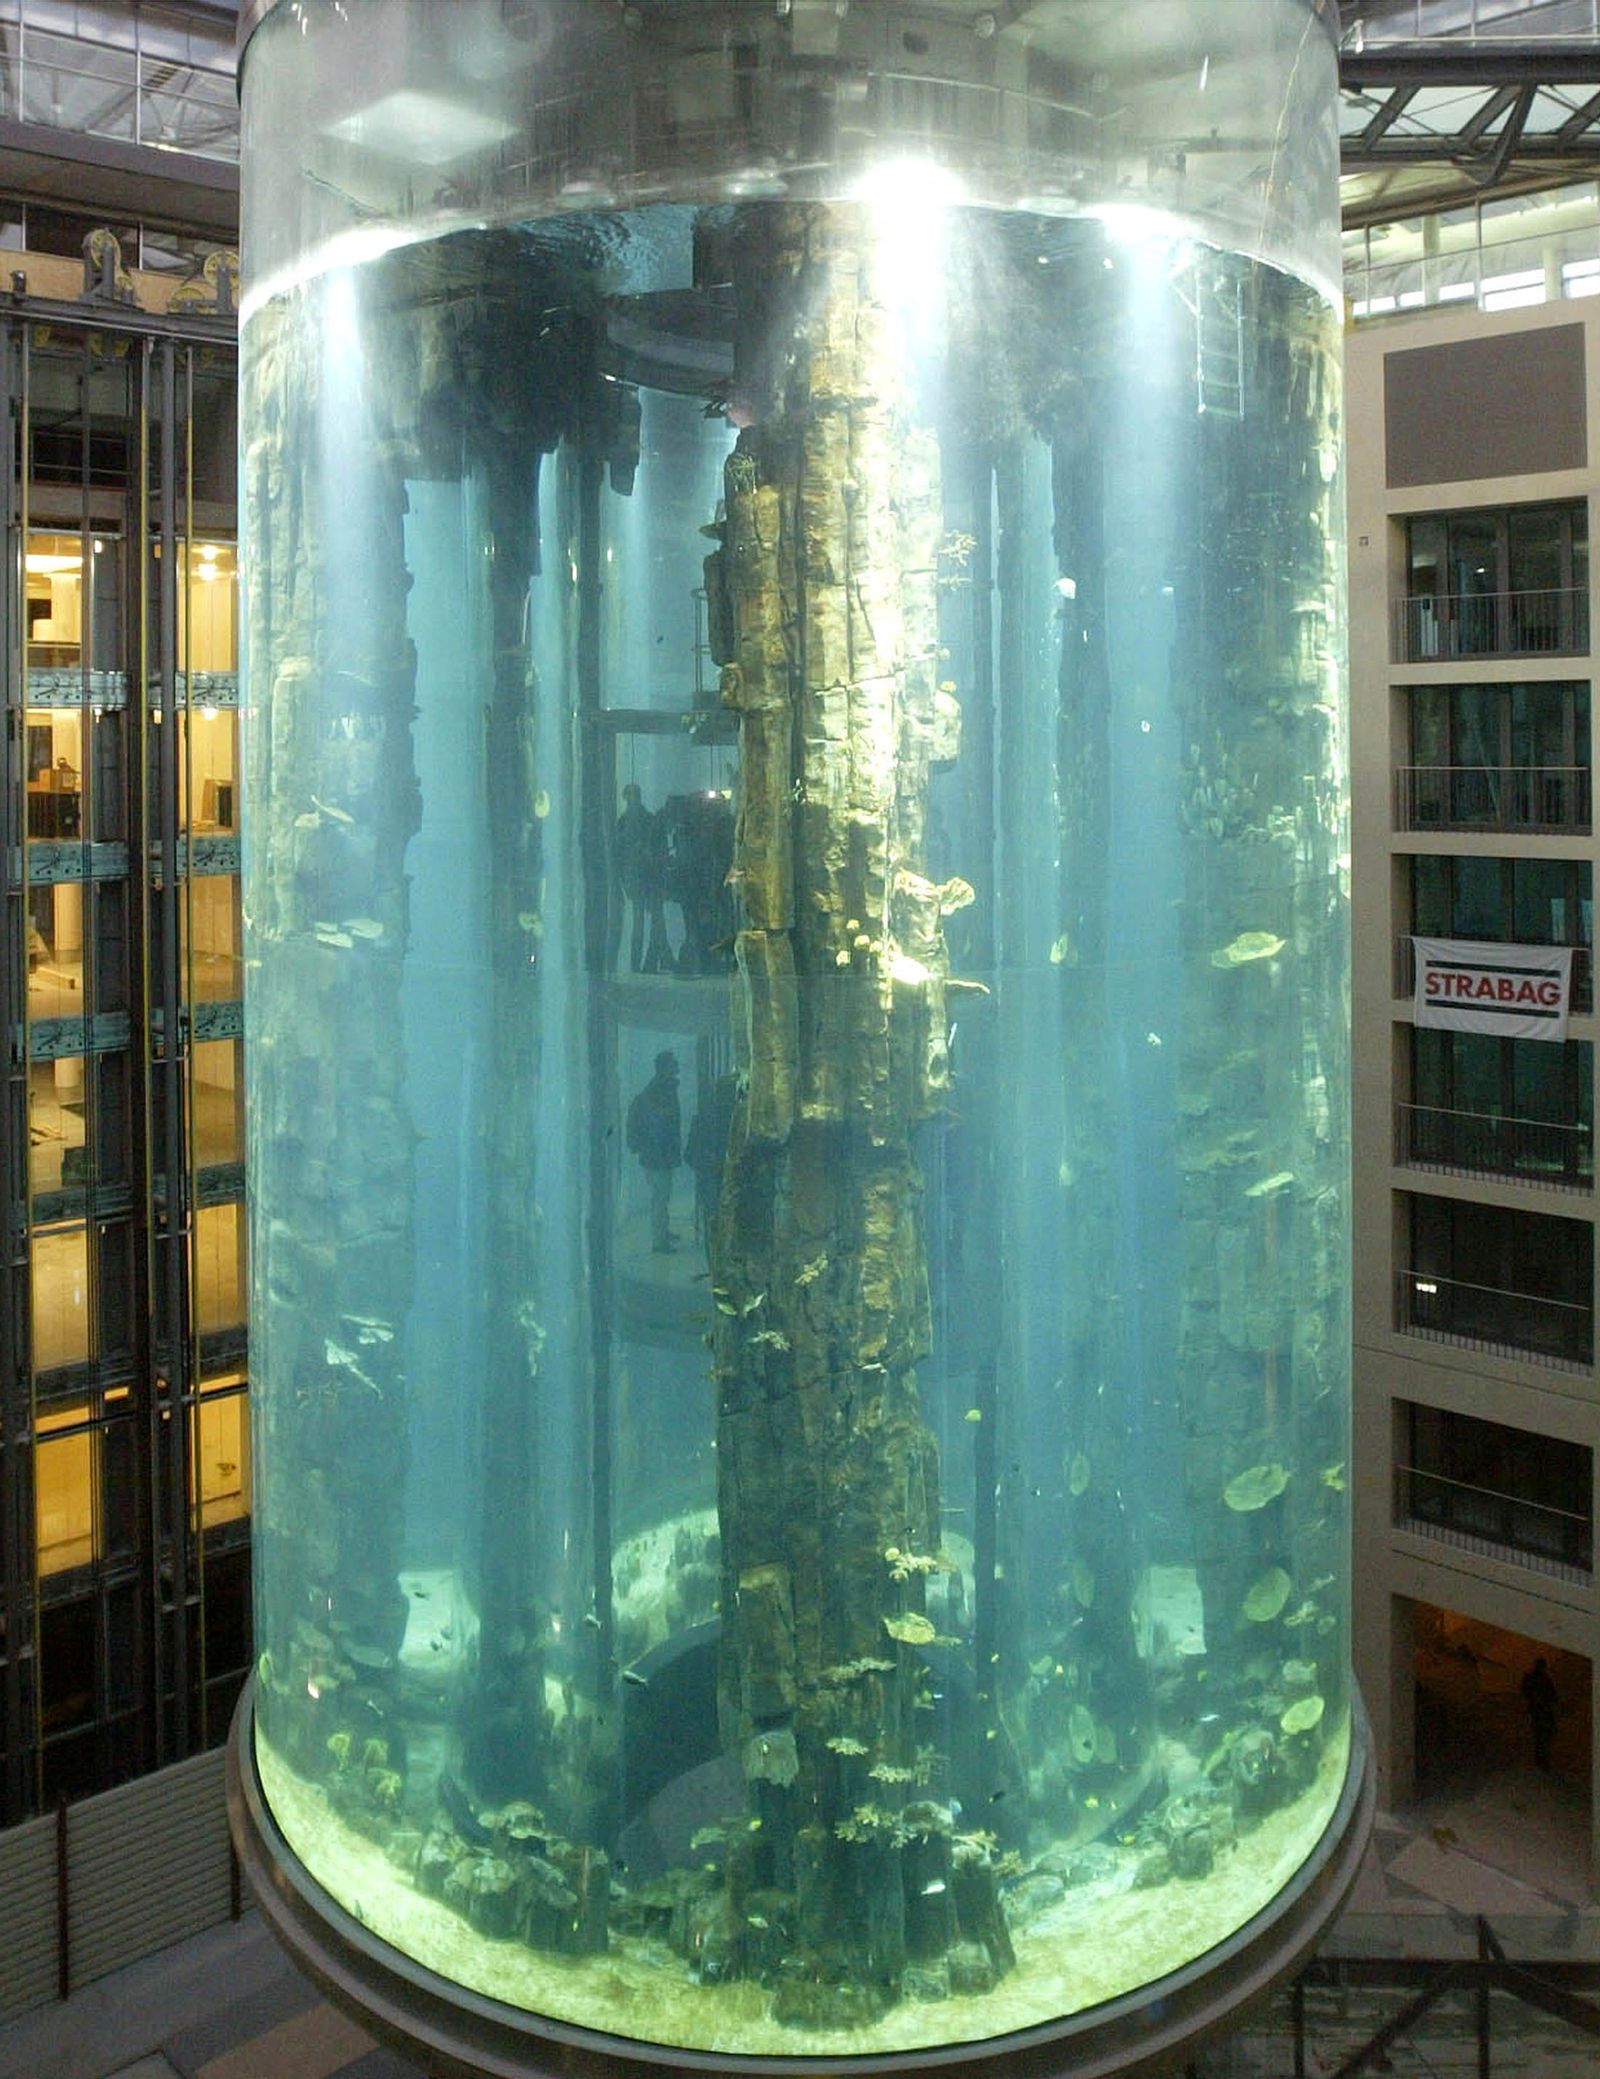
xmin=1194 ymin=260 xmax=1244 ymax=419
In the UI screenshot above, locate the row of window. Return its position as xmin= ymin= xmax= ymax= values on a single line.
xmin=28 ymin=1203 xmax=246 ymax=1380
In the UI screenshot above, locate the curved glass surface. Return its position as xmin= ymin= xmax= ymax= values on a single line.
xmin=241 ymin=1 xmax=1351 ymax=2058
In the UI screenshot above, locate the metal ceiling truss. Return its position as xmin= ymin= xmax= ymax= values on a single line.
xmin=1341 ymin=42 xmax=1600 ymax=185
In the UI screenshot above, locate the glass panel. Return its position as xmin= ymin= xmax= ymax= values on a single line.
xmin=28 ymin=1057 xmax=87 ymax=1195
xmin=194 ymin=1203 xmax=246 ymax=1335
xmin=1447 ymin=514 xmax=1501 ymax=655
xmin=1411 ymin=1025 xmax=1449 ymax=1109
xmin=1514 ymin=859 xmax=1587 ymax=943
xmin=179 ymin=539 xmax=238 ymax=676
xmin=192 ymin=1038 xmax=245 ymax=1168
xmin=102 ymin=1401 xmax=138 ymax=1562
xmin=180 ymin=875 xmax=243 ymax=1002
xmin=1410 ymin=686 xmax=1448 ymax=767
xmin=1451 ymin=684 xmax=1501 ymax=771
xmin=1408 ymin=514 xmax=1445 ymax=599
xmin=1448 ymin=1032 xmax=1503 ymax=1117
xmin=24 ymin=706 xmax=82 ymax=840
xmin=1507 ymin=506 xmax=1564 ymax=596
xmin=194 ymin=1376 xmax=250 ymax=1531
xmin=39 ymin=1600 xmax=96 ymax=1743
xmin=21 ymin=27 xmax=136 ymax=140
xmin=36 ymin=1407 xmax=93 ymax=1574
xmin=1513 ymin=1037 xmax=1576 ymax=1124
xmin=32 ymin=1226 xmax=89 ymax=1371
xmin=1453 ymin=855 xmax=1505 ymax=938
xmin=1510 ymin=682 xmax=1572 ymax=769
xmin=1413 ymin=853 xmax=1452 ymax=935
xmin=182 ymin=706 xmax=238 ymax=833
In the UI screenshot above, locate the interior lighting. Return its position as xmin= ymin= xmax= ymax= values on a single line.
xmin=850 ymin=157 xmax=965 ymax=213
xmin=1089 ymin=201 xmax=1188 ymax=250
xmin=26 ymin=553 xmax=81 ymax=574
xmin=326 ymin=89 xmax=516 ymax=169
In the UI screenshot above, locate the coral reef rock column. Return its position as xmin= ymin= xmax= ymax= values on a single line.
xmin=705 ymin=203 xmax=1003 ymax=2025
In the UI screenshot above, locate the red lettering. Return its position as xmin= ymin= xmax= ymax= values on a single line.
xmin=1423 ymin=966 xmax=1565 ymax=1011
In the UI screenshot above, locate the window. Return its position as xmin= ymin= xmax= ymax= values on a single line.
xmin=1411 ymin=856 xmax=1592 ymax=1000
xmin=32 ymin=1225 xmax=89 ymax=1372
xmin=179 ymin=539 xmax=238 ymax=679
xmin=1405 ymin=1030 xmax=1593 ymax=1190
xmin=1405 ymin=1193 xmax=1593 ymax=1367
xmin=194 ymin=1204 xmax=246 ymax=1336
xmin=1404 ymin=682 xmax=1591 ymax=832
xmin=181 ymin=705 xmax=238 ymax=834
xmin=35 ymin=1404 xmax=93 ymax=1575
xmin=192 ymin=1372 xmax=249 ymax=1534
xmin=191 ymin=1038 xmax=244 ymax=1170
xmin=179 ymin=875 xmax=242 ymax=1004
xmin=1400 ymin=504 xmax=1588 ymax=659
xmin=1402 ymin=1403 xmax=1591 ymax=1575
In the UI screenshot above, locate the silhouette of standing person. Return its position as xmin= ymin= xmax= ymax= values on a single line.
xmin=615 ymin=784 xmax=669 ymax=973
xmin=626 ymin=1050 xmax=682 ymax=1253
xmin=1521 ymin=1656 xmax=1558 ymax=1770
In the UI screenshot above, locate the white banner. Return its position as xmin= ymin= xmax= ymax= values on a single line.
xmin=1412 ymin=936 xmax=1574 ymax=1042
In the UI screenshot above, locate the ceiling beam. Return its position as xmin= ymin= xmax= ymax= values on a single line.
xmin=1357 ymin=84 xmax=1418 ymax=150
xmin=1341 ymin=43 xmax=1600 ymax=89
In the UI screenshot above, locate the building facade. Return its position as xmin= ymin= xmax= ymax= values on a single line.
xmin=1349 ymin=296 xmax=1600 ymax=1866
xmin=0 ymin=0 xmax=242 ymax=1824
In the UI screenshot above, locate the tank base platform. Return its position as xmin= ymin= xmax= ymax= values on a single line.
xmin=228 ymin=1682 xmax=1375 ymax=2079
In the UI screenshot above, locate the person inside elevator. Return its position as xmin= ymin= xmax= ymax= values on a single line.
xmin=615 ymin=782 xmax=670 ymax=973
xmin=627 ymin=1050 xmax=682 ymax=1253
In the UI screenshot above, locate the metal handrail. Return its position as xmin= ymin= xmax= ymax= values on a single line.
xmin=1396 ymin=1463 xmax=1593 ymax=1581
xmin=1395 ymin=763 xmax=1592 ymax=833
xmin=1396 ymin=1267 xmax=1593 ymax=1369
xmin=1391 ymin=586 xmax=1589 ymax=662
xmin=1395 ymin=1099 xmax=1593 ymax=1193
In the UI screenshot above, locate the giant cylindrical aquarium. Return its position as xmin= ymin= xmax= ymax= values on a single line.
xmin=229 ymin=3 xmax=1369 ymax=2072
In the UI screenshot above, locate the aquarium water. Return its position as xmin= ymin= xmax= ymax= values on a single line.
xmin=241 ymin=191 xmax=1350 ymax=2055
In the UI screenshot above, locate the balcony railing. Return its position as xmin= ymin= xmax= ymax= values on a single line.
xmin=1396 ymin=1268 xmax=1593 ymax=1371
xmin=1396 ymin=1464 xmax=1592 ymax=1583
xmin=1394 ymin=935 xmax=1592 ymax=1013
xmin=1395 ymin=764 xmax=1592 ymax=834
xmin=1392 ymin=588 xmax=1589 ymax=663
xmin=1396 ymin=1101 xmax=1594 ymax=1194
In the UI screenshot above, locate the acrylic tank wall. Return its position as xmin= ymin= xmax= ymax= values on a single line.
xmin=229 ymin=3 xmax=1369 ymax=2071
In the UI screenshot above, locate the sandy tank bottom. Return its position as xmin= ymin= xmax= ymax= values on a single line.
xmin=256 ymin=1721 xmax=1351 ymax=2058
